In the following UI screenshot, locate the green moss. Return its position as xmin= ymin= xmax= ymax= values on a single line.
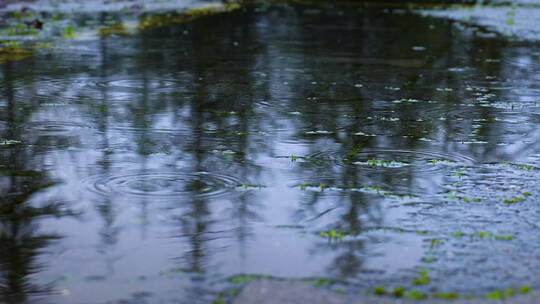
xmin=503 ymin=196 xmax=525 ymax=204
xmin=484 ymin=289 xmax=502 ymax=299
xmin=405 ymin=289 xmax=427 ymax=299
xmin=503 ymin=287 xmax=515 ymax=297
xmin=428 ymin=238 xmax=440 ymax=249
xmin=315 ymin=278 xmax=334 ymax=286
xmin=434 ymin=292 xmax=458 ymax=299
xmin=392 ymin=286 xmax=405 ymax=297
xmin=228 ymin=274 xmax=267 ymax=284
xmin=63 ymin=25 xmax=75 ymax=38
xmin=363 ymin=185 xmax=382 ymax=193
xmin=99 ymin=23 xmax=129 ymax=36
xmin=373 ymin=285 xmax=386 ymax=295
xmin=444 ymin=190 xmax=480 ymax=202
xmin=501 ymin=162 xmax=538 ymax=170
xmin=412 ymin=269 xmax=430 ymax=285
xmin=451 ymin=231 xmax=513 ymax=240
xmin=213 ymin=295 xmax=224 ymax=304
xmin=319 ymin=230 xmax=345 ymax=239
xmin=0 ymin=45 xmax=34 ymax=64
xmin=520 ymin=285 xmax=531 ymax=293
xmin=237 ymin=184 xmax=266 ymax=190
xmin=138 ymin=3 xmax=241 ymax=30
xmin=477 ymin=231 xmax=493 ymax=238
xmin=2 ymin=23 xmax=39 ymax=36
xmin=363 ymin=158 xmax=408 ymax=168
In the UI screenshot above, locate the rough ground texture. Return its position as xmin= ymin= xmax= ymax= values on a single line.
xmin=233 ymin=280 xmax=540 ymax=304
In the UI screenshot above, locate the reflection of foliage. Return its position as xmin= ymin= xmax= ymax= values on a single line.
xmin=0 ymin=170 xmax=76 ymax=303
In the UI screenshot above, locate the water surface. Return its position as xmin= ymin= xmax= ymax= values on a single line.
xmin=2 ymin=4 xmax=540 ymax=303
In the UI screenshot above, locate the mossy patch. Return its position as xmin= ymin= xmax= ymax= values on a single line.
xmin=373 ymin=285 xmax=386 ymax=295
xmin=500 ymin=161 xmax=539 ymax=170
xmin=319 ymin=229 xmax=346 ymax=239
xmin=503 ymin=196 xmax=526 ymax=204
xmin=433 ymin=291 xmax=458 ymax=299
xmin=228 ymin=274 xmax=272 ymax=284
xmin=0 ymin=45 xmax=34 ymax=64
xmin=138 ymin=3 xmax=241 ymax=30
xmin=392 ymin=286 xmax=405 ymax=297
xmin=411 ymin=269 xmax=430 ymax=285
xmin=354 ymin=158 xmax=409 ymax=168
xmin=405 ymin=289 xmax=427 ymax=299
xmin=99 ymin=23 xmax=130 ymax=36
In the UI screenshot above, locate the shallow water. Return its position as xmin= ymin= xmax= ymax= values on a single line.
xmin=2 ymin=4 xmax=540 ymax=303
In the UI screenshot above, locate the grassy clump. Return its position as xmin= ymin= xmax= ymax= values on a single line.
xmin=392 ymin=286 xmax=405 ymax=297
xmin=503 ymin=196 xmax=525 ymax=204
xmin=434 ymin=292 xmax=458 ymax=299
xmin=373 ymin=285 xmax=386 ymax=295
xmin=405 ymin=289 xmax=427 ymax=299
xmin=412 ymin=269 xmax=430 ymax=285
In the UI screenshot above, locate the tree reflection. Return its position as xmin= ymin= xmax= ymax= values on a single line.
xmin=0 ymin=62 xmax=75 ymax=304
xmin=0 ymin=3 xmax=532 ymax=300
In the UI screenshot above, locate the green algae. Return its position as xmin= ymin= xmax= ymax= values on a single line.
xmin=392 ymin=286 xmax=405 ymax=297
xmin=433 ymin=291 xmax=458 ymax=299
xmin=228 ymin=274 xmax=272 ymax=284
xmin=444 ymin=190 xmax=481 ymax=202
xmin=405 ymin=289 xmax=427 ymax=299
xmin=411 ymin=269 xmax=430 ymax=285
xmin=138 ymin=3 xmax=242 ymax=30
xmin=0 ymin=1 xmax=243 ymax=65
xmin=520 ymin=285 xmax=531 ymax=293
xmin=237 ymin=184 xmax=267 ymax=190
xmin=354 ymin=158 xmax=408 ymax=168
xmin=503 ymin=196 xmax=526 ymax=204
xmin=314 ymin=278 xmax=336 ymax=286
xmin=319 ymin=229 xmax=346 ymax=239
xmin=213 ymin=296 xmax=225 ymax=304
xmin=0 ymin=45 xmax=34 ymax=64
xmin=373 ymin=285 xmax=386 ymax=295
xmin=62 ymin=25 xmax=75 ymax=38
xmin=98 ymin=23 xmax=130 ymax=36
xmin=428 ymin=238 xmax=440 ymax=250
xmin=500 ymin=161 xmax=539 ymax=170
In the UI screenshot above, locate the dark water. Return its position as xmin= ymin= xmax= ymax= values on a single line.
xmin=2 ymin=4 xmax=540 ymax=303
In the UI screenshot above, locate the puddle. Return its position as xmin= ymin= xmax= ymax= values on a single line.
xmin=2 ymin=2 xmax=540 ymax=303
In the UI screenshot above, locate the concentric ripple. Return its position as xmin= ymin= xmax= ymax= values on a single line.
xmin=25 ymin=121 xmax=94 ymax=135
xmin=305 ymin=149 xmax=475 ymax=172
xmin=93 ymin=78 xmax=185 ymax=94
xmin=85 ymin=170 xmax=240 ymax=198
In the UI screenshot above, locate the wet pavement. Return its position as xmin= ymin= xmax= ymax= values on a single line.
xmin=2 ymin=1 xmax=540 ymax=303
